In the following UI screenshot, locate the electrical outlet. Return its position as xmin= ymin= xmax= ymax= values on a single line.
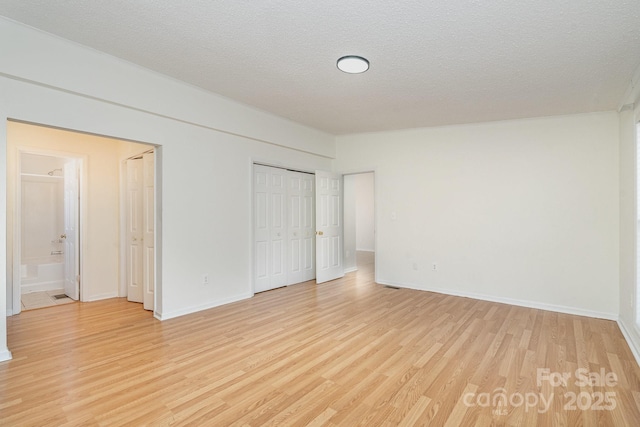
xmin=202 ymin=274 xmax=209 ymax=285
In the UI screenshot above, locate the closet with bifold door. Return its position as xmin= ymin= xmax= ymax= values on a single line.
xmin=254 ymin=164 xmax=315 ymax=293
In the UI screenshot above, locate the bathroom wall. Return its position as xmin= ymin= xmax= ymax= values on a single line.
xmin=20 ymin=153 xmax=65 ymax=261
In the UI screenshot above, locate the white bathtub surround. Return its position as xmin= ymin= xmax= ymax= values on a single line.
xmin=20 ymin=256 xmax=65 ymax=293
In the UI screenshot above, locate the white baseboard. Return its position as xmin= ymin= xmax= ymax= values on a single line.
xmin=0 ymin=348 xmax=13 ymax=363
xmin=376 ymin=280 xmax=618 ymax=321
xmin=617 ymin=318 xmax=640 ymax=368
xmin=6 ymin=308 xmax=14 ymax=316
xmin=356 ymin=249 xmax=375 ymax=253
xmin=344 ymin=267 xmax=358 ymax=274
xmin=155 ymin=292 xmax=253 ymax=321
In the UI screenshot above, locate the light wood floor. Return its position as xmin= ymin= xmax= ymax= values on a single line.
xmin=2 ymin=254 xmax=640 ymax=426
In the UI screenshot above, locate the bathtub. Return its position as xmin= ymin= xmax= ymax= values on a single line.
xmin=21 ymin=255 xmax=65 ymax=293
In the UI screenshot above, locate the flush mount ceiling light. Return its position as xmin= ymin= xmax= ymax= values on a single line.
xmin=337 ymin=55 xmax=369 ymax=74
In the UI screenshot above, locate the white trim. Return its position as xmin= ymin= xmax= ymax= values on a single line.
xmin=6 ymin=309 xmax=13 ymax=316
xmin=118 ymin=155 xmax=127 ymax=298
xmin=376 ymin=279 xmax=618 ymax=320
xmin=154 ymin=292 xmax=253 ymax=321
xmin=344 ymin=267 xmax=358 ymax=274
xmin=618 ymin=318 xmax=640 ymax=368
xmin=0 ymin=349 xmax=13 ymax=363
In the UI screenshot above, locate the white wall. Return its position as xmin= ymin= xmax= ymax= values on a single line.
xmin=355 ymin=173 xmax=375 ymax=252
xmin=0 ymin=18 xmax=334 ymax=361
xmin=20 ymin=153 xmax=65 ymax=260
xmin=335 ymin=113 xmax=620 ymax=319
xmin=618 ymin=106 xmax=640 ymax=364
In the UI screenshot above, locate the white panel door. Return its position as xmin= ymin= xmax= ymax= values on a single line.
xmin=254 ymin=165 xmax=287 ymax=292
xmin=142 ymin=152 xmax=155 ymax=311
xmin=286 ymin=171 xmax=315 ymax=285
xmin=287 ymin=173 xmax=303 ymax=285
xmin=126 ymin=158 xmax=144 ymax=303
xmin=269 ymin=169 xmax=287 ymax=289
xmin=254 ymin=166 xmax=270 ymax=292
xmin=315 ymin=170 xmax=344 ymax=284
xmin=301 ymin=174 xmax=316 ymax=282
xmin=63 ymin=159 xmax=80 ymax=300
xmin=255 ymin=165 xmax=317 ymax=291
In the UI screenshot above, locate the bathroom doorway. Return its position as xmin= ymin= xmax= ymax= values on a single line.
xmin=17 ymin=151 xmax=82 ymax=311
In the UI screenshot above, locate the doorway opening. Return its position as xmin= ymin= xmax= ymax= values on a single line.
xmin=18 ymin=152 xmax=82 ymax=311
xmin=7 ymin=120 xmax=161 ymax=316
xmin=344 ymin=172 xmax=376 ymax=277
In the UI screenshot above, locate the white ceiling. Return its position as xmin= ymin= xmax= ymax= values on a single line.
xmin=1 ymin=1 xmax=639 ymax=135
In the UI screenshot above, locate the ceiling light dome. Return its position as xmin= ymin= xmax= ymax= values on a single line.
xmin=337 ymin=55 xmax=369 ymax=74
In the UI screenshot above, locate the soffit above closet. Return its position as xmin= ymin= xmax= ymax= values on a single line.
xmin=1 ymin=1 xmax=639 ymax=134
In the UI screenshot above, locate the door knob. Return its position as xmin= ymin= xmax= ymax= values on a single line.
xmin=60 ymin=234 xmax=67 ymax=239
xmin=316 ymin=231 xmax=323 ymax=236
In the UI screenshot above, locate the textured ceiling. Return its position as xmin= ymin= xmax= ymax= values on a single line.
xmin=1 ymin=1 xmax=639 ymax=135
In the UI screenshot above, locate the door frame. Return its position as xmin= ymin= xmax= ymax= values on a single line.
xmin=13 ymin=147 xmax=88 ymax=313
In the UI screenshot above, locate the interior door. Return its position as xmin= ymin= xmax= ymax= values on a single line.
xmin=142 ymin=152 xmax=155 ymax=311
xmin=254 ymin=166 xmax=270 ymax=292
xmin=287 ymin=173 xmax=303 ymax=285
xmin=286 ymin=171 xmax=316 ymax=284
xmin=254 ymin=165 xmax=287 ymax=292
xmin=126 ymin=157 xmax=143 ymax=303
xmin=269 ymin=170 xmax=287 ymax=289
xmin=63 ymin=159 xmax=80 ymax=300
xmin=301 ymin=174 xmax=315 ymax=282
xmin=315 ymin=170 xmax=344 ymax=283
